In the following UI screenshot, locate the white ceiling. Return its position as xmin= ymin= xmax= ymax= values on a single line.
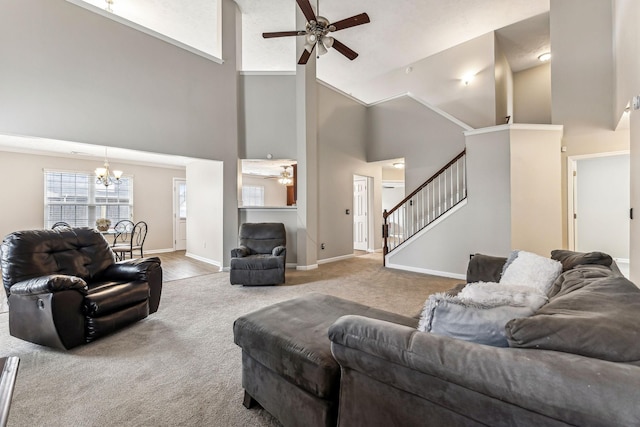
xmin=237 ymin=0 xmax=551 ymax=97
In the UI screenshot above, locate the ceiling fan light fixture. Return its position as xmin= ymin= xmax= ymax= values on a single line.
xmin=317 ymin=41 xmax=328 ymax=56
xmin=304 ymin=42 xmax=314 ymax=52
xmin=322 ymin=36 xmax=334 ymax=49
xmin=306 ymin=33 xmax=317 ymax=44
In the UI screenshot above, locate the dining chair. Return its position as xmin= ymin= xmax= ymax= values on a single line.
xmin=111 ymin=220 xmax=135 ymax=261
xmin=112 ymin=220 xmax=147 ymax=261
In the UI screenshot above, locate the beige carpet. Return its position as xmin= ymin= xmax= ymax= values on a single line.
xmin=0 ymin=253 xmax=459 ymax=426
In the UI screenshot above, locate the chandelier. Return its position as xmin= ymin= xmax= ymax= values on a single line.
xmin=95 ymin=148 xmax=123 ymax=187
xmin=278 ymin=166 xmax=293 ymax=186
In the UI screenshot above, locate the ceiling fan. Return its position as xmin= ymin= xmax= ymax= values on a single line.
xmin=262 ymin=0 xmax=370 ymax=65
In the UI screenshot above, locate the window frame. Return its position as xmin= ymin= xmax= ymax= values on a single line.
xmin=43 ymin=168 xmax=134 ymax=229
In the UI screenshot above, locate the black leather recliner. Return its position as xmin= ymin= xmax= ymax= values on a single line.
xmin=0 ymin=227 xmax=162 ymax=349
xmin=230 ymin=223 xmax=286 ymax=286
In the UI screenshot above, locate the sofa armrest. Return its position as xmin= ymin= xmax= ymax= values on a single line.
xmin=329 ymin=315 xmax=640 ymax=426
xmin=231 ymin=246 xmax=250 ymax=258
xmin=101 ymin=256 xmax=162 ymax=282
xmin=9 ymin=275 xmax=87 ymax=296
xmin=466 ymin=253 xmax=507 ymax=283
xmin=272 ymin=246 xmax=286 ymax=257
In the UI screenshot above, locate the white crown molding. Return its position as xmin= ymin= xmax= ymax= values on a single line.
xmin=464 ymin=123 xmax=564 ymax=136
xmin=316 ymin=79 xmax=369 ymax=106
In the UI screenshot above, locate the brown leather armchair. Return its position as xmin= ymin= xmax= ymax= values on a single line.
xmin=0 ymin=227 xmax=162 ymax=349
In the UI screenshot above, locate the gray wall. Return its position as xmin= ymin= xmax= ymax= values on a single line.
xmin=550 ymin=0 xmax=630 ymax=248
xmin=494 ymin=36 xmax=513 ymax=126
xmin=366 ymin=96 xmax=467 ymax=192
xmin=239 ymin=208 xmax=298 ymax=265
xmin=239 ymin=74 xmax=297 ymax=159
xmin=0 ymin=0 xmax=237 ymax=160
xmin=186 ymin=160 xmax=224 ymax=265
xmin=0 ymin=0 xmax=242 ymax=267
xmin=614 ymin=0 xmax=640 ymax=281
xmin=550 ymin=0 xmax=615 ymax=132
xmin=514 ymin=64 xmax=552 ymax=124
xmin=387 ymin=129 xmax=512 ymax=277
xmin=614 ymin=0 xmax=640 ymax=124
xmin=317 ymin=84 xmax=381 ymax=259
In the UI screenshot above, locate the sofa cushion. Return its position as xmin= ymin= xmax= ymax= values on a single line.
xmin=499 ymin=250 xmax=562 ymax=296
xmin=550 ymin=249 xmax=613 ymax=272
xmin=233 ymin=293 xmax=417 ymax=400
xmin=85 ymin=280 xmax=150 ymax=317
xmin=505 ymin=265 xmax=640 ymax=362
xmin=230 ymin=254 xmax=283 ymax=270
xmin=418 ymin=282 xmax=547 ymax=347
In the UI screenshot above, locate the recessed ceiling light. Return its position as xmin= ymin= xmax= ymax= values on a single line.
xmin=538 ymin=52 xmax=551 ymax=62
xmin=461 ymin=73 xmax=475 ymax=86
xmin=393 ymin=162 xmax=405 ymax=169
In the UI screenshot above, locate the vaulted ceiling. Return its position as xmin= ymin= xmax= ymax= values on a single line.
xmin=236 ymin=0 xmax=550 ymax=100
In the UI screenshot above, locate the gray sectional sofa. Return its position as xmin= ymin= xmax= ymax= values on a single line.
xmin=235 ymin=251 xmax=640 ymax=426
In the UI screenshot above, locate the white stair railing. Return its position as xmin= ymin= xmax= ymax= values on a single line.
xmin=382 ymin=150 xmax=467 ymax=264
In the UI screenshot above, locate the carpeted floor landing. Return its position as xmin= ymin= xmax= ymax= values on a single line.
xmin=0 ymin=254 xmax=459 ymax=426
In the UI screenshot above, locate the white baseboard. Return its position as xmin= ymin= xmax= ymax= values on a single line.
xmin=385 ymin=262 xmax=466 ymax=280
xmin=144 ymin=248 xmax=175 ymax=255
xmin=185 ymin=252 xmax=221 ymax=268
xmin=296 ymin=264 xmax=319 ymax=271
xmin=286 ymin=263 xmax=297 ymax=269
xmin=318 ymin=254 xmax=355 ymax=265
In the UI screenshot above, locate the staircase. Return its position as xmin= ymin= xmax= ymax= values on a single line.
xmin=382 ymin=150 xmax=467 ymax=265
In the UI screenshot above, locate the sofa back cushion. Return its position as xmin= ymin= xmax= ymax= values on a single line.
xmin=1 ymin=228 xmax=114 ymax=294
xmin=550 ymin=249 xmax=613 ymax=272
xmin=505 ymin=265 xmax=640 ymax=363
xmin=238 ymin=223 xmax=286 ymax=255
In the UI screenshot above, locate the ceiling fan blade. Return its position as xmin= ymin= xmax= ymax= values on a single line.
xmin=330 ymin=13 xmax=370 ymax=32
xmin=298 ymin=44 xmax=315 ymax=65
xmin=262 ymin=30 xmax=306 ymax=39
xmin=296 ymin=0 xmax=317 ymax=23
xmin=331 ymin=39 xmax=358 ymax=61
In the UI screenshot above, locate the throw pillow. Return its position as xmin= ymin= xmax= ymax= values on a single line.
xmin=418 ymin=282 xmax=548 ymax=347
xmin=500 ymin=250 xmax=562 ymax=296
xmin=505 ymin=270 xmax=640 ymax=363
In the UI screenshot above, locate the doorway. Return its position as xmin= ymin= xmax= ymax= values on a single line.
xmin=173 ymin=178 xmax=187 ymax=251
xmin=568 ymin=152 xmax=630 ymax=276
xmin=353 ymin=175 xmax=372 ymax=253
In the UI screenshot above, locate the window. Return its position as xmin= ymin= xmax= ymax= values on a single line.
xmin=178 ymin=181 xmax=187 ymax=219
xmin=44 ymin=170 xmax=133 ymax=229
xmin=242 ymin=185 xmax=264 ymax=207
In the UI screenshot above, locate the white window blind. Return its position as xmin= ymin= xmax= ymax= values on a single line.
xmin=44 ymin=170 xmax=133 ymax=228
xmin=242 ymin=185 xmax=264 ymax=207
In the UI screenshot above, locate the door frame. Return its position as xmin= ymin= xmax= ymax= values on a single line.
xmin=173 ymin=177 xmax=187 ymax=251
xmin=567 ymin=150 xmax=629 ymax=251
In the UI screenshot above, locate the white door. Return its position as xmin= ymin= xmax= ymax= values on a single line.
xmin=573 ymin=154 xmax=629 ymax=268
xmin=173 ymin=178 xmax=187 ymax=251
xmin=353 ymin=175 xmax=368 ymax=251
